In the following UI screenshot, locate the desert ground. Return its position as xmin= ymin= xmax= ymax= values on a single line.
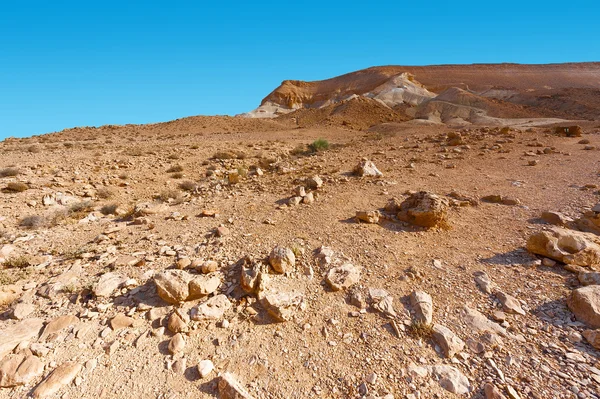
xmin=1 ymin=63 xmax=600 ymax=399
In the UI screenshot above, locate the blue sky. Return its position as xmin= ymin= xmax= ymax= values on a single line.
xmin=0 ymin=1 xmax=598 ymax=139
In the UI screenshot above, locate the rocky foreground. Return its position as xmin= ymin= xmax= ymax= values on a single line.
xmin=0 ymin=122 xmax=599 ymax=398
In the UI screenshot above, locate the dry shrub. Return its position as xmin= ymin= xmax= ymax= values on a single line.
xmin=97 ymin=187 xmax=115 ymax=199
xmin=171 ymin=172 xmax=184 ymax=179
xmin=157 ymin=189 xmax=183 ymax=203
xmin=5 ymin=182 xmax=28 ymax=192
xmin=167 ymin=165 xmax=184 ymax=173
xmin=407 ymin=321 xmax=433 ymax=339
xmin=179 ymin=180 xmax=197 ymax=192
xmin=100 ymin=203 xmax=119 ymax=215
xmin=2 ymin=256 xmax=30 ymax=269
xmin=19 ymin=215 xmax=45 ymax=229
xmin=68 ymin=201 xmax=95 ymax=218
xmin=0 ymin=168 xmax=20 ymax=177
xmin=27 ymin=145 xmax=41 ymax=153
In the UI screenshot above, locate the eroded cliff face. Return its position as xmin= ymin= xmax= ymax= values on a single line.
xmin=244 ymin=63 xmax=600 ymax=120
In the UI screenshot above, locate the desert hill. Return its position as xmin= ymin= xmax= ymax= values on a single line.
xmin=246 ymin=63 xmax=600 ymax=123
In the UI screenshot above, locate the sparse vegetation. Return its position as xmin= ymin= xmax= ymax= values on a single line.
xmin=5 ymin=182 xmax=29 ymax=192
xmin=68 ymin=201 xmax=95 ymax=218
xmin=0 ymin=167 xmax=20 ymax=177
xmin=171 ymin=172 xmax=184 ymax=179
xmin=27 ymin=145 xmax=41 ymax=153
xmin=407 ymin=321 xmax=433 ymax=339
xmin=178 ymin=180 xmax=197 ymax=192
xmin=100 ymin=203 xmax=119 ymax=215
xmin=19 ymin=215 xmax=45 ymax=229
xmin=157 ymin=189 xmax=183 ymax=203
xmin=2 ymin=255 xmax=31 ymax=269
xmin=167 ymin=165 xmax=184 ymax=173
xmin=97 ymin=187 xmax=115 ymax=199
xmin=309 ymin=138 xmax=330 ymax=152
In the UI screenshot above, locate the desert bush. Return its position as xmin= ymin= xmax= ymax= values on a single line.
xmin=157 ymin=189 xmax=183 ymax=203
xmin=309 ymin=138 xmax=330 ymax=152
xmin=5 ymin=182 xmax=29 ymax=192
xmin=97 ymin=187 xmax=115 ymax=199
xmin=179 ymin=180 xmax=197 ymax=192
xmin=167 ymin=165 xmax=183 ymax=173
xmin=68 ymin=201 xmax=95 ymax=218
xmin=19 ymin=215 xmax=45 ymax=229
xmin=168 ymin=154 xmax=180 ymax=160
xmin=125 ymin=147 xmax=144 ymax=156
xmin=171 ymin=172 xmax=184 ymax=179
xmin=100 ymin=203 xmax=119 ymax=215
xmin=2 ymin=256 xmax=30 ymax=269
xmin=212 ymin=151 xmax=237 ymax=160
xmin=407 ymin=321 xmax=433 ymax=339
xmin=63 ymin=142 xmax=74 ymax=148
xmin=0 ymin=168 xmax=20 ymax=177
xmin=27 ymin=145 xmax=41 ymax=153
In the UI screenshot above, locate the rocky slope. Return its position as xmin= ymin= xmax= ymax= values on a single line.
xmin=0 ymin=117 xmax=600 ymax=398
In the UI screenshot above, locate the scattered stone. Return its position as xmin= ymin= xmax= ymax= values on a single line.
xmin=302 ymin=192 xmax=314 ymax=204
xmin=218 ymin=372 xmax=256 ymax=399
xmin=410 ymin=291 xmax=433 ymax=325
xmin=484 ymin=382 xmax=508 ymax=399
xmin=167 ymin=310 xmax=189 ymax=333
xmin=526 ymin=228 xmax=600 ymax=268
xmin=197 ymin=359 xmax=214 ymax=378
xmin=172 ymin=358 xmax=186 ymax=375
xmin=32 ymin=362 xmax=82 ymax=399
xmin=154 ymin=270 xmax=220 ymax=303
xmin=326 ymin=263 xmax=361 ymax=291
xmin=462 ymin=306 xmax=507 ymax=336
xmin=495 ymin=291 xmax=526 ymax=315
xmin=198 ymin=260 xmax=218 ymax=274
xmin=432 ymin=324 xmax=465 ymax=358
xmin=0 ymin=353 xmax=44 ymax=387
xmin=305 ymin=175 xmax=323 ymax=189
xmin=579 ymin=271 xmax=600 ymax=286
xmin=11 ymin=303 xmax=35 ymax=320
xmin=216 ymin=226 xmax=230 ymax=237
xmin=474 ymin=271 xmax=495 ymax=294
xmin=93 ymin=272 xmax=128 ymax=298
xmin=191 ymin=294 xmax=231 ymax=320
xmin=176 ymin=257 xmax=191 ymax=269
xmin=431 ymin=365 xmax=470 ymax=395
xmin=541 ymin=211 xmax=574 ymax=227
xmin=583 ymin=329 xmax=600 ymax=349
xmin=397 ymin=191 xmax=449 ymax=228
xmin=369 ymin=288 xmax=396 ymax=318
xmin=261 ymin=291 xmax=306 ymax=322
xmin=40 ymin=315 xmax=79 ymax=341
xmin=353 ymin=158 xmax=383 ymax=177
xmin=567 ymin=285 xmax=600 ymax=328
xmin=268 ymin=246 xmax=296 ymax=274
xmin=110 ymin=314 xmax=134 ymax=330
xmin=168 ymin=333 xmax=185 ymax=354
xmin=0 ymin=318 xmax=44 ymax=361
xmin=356 ymin=210 xmax=380 ymax=224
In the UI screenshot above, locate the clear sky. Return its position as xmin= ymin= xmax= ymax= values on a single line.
xmin=0 ymin=0 xmax=598 ymax=139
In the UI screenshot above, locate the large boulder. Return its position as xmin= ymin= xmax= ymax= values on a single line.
xmin=154 ymin=270 xmax=220 ymax=304
xmin=526 ymin=228 xmax=600 ymax=269
xmin=0 ymin=353 xmax=44 ymax=387
xmin=567 ymin=285 xmax=600 ymax=328
xmin=0 ymin=319 xmax=44 ymax=362
xmin=397 ymin=191 xmax=449 ymax=228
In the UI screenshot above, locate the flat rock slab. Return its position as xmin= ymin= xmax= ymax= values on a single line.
xmin=32 ymin=361 xmax=82 ymax=398
xmin=40 ymin=315 xmax=79 ymax=341
xmin=0 ymin=353 xmax=44 ymax=387
xmin=0 ymin=318 xmax=44 ymax=362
